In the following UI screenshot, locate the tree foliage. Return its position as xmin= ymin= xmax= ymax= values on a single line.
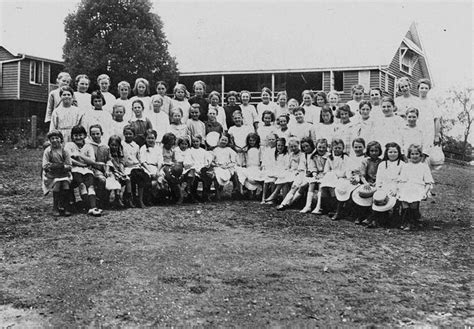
xmin=63 ymin=0 xmax=178 ymax=92
xmin=437 ymin=87 xmax=473 ymax=160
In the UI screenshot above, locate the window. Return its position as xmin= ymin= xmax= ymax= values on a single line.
xmin=29 ymin=60 xmax=43 ymax=84
xmin=333 ymin=71 xmax=343 ymax=92
xmin=358 ymin=71 xmax=370 ymax=92
xmin=399 ymin=47 xmax=415 ymax=75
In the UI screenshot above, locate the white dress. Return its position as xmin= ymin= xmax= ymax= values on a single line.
xmin=257 ymin=125 xmax=278 ymax=148
xmin=256 ymin=102 xmax=278 ymax=124
xmin=114 ymin=98 xmax=134 ymax=122
xmin=401 ymin=125 xmax=425 ymax=155
xmin=171 ymin=99 xmax=191 ymax=123
xmin=122 ymin=141 xmax=141 ymax=175
xmin=81 ymin=109 xmax=114 ymax=142
xmin=375 ymin=160 xmax=405 ymax=195
xmin=213 ymin=147 xmax=237 ymax=186
xmin=275 ymin=151 xmax=301 ymax=185
xmin=74 ymin=92 xmax=92 ymax=113
xmin=287 ymin=122 xmax=312 ymax=141
xmin=236 ymin=147 xmax=263 ymax=190
xmin=64 ymin=142 xmax=95 ymax=175
xmin=228 ymin=125 xmax=254 ymax=166
xmin=101 ymin=91 xmax=116 ymax=115
xmin=139 ymin=144 xmax=163 ymax=176
xmin=240 ymin=104 xmax=258 ymax=128
xmin=372 ymin=115 xmax=405 ymax=151
xmin=398 ymin=161 xmax=433 ymax=203
xmin=147 ymin=111 xmax=170 ymax=143
xmin=302 ymin=104 xmax=321 ymax=124
xmin=311 ymin=123 xmax=335 ymax=145
xmin=417 ymin=97 xmax=441 ymax=149
xmin=49 ymin=105 xmax=84 ymax=143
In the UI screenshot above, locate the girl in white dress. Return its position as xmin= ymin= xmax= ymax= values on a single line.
xmin=155 ymin=81 xmax=174 ymax=117
xmin=228 ymin=111 xmax=254 ymax=167
xmin=256 ymin=87 xmax=278 ymax=125
xmin=300 ymin=138 xmax=329 ymax=214
xmin=311 ymin=105 xmax=335 ymax=147
xmin=49 ymin=86 xmax=84 ymax=143
xmin=395 ymin=77 xmax=418 ymax=117
xmin=372 ymin=97 xmax=405 ymax=153
xmin=333 ymin=105 xmax=356 ymax=154
xmin=353 ymin=101 xmax=375 ymax=147
xmin=261 ymin=135 xmax=288 ymax=204
xmin=212 ymin=132 xmax=238 ymax=200
xmin=97 ymin=74 xmax=116 ymax=115
xmin=346 ymin=84 xmax=364 ymax=117
xmin=236 ymin=132 xmax=262 ymax=194
xmin=287 ymin=107 xmax=312 ymax=142
xmin=301 ymin=90 xmax=320 ymax=124
xmin=171 ymin=84 xmax=191 ymax=123
xmin=74 ymin=74 xmax=92 ymax=113
xmin=258 ymin=111 xmax=278 ymax=149
xmin=115 ymin=81 xmax=133 ymax=122
xmin=275 ymin=114 xmax=291 ymax=143
xmin=276 ymin=137 xmax=314 ymax=210
xmin=265 ymin=137 xmax=301 ymax=204
xmin=130 ymin=78 xmax=151 ymax=117
xmin=139 ymin=129 xmax=164 ymax=203
xmin=398 ymin=144 xmax=434 ymax=231
xmin=275 ymin=91 xmax=289 ymax=119
xmin=239 ymin=90 xmax=259 ymax=131
xmin=45 ymin=72 xmax=72 ymax=123
xmin=208 ymin=91 xmax=227 ymax=130
xmin=401 ymin=107 xmax=425 ymax=157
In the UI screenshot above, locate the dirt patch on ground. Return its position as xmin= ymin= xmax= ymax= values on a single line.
xmin=0 ymin=148 xmax=472 ymax=326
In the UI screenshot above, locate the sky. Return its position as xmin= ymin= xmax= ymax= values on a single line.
xmin=0 ymin=0 xmax=472 ymax=93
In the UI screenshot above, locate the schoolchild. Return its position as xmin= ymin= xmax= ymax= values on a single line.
xmin=130 ymin=78 xmax=151 ymax=116
xmin=208 ymin=91 xmax=227 ymax=130
xmin=49 ymin=86 xmax=84 ymax=143
xmin=168 ymin=107 xmax=190 ymax=143
xmin=275 ymin=114 xmax=291 ymax=142
xmin=319 ymin=138 xmax=351 ymax=220
xmin=107 ymin=135 xmax=131 ymax=208
xmin=346 ymin=84 xmax=365 ymax=117
xmin=372 ymin=96 xmax=405 ymax=151
xmin=287 ymin=98 xmax=299 ymax=125
xmin=155 ymin=81 xmax=174 ymax=116
xmin=369 ymin=87 xmax=383 ymax=122
xmin=188 ymin=80 xmax=209 ymax=122
xmin=147 ymin=94 xmax=170 ymax=145
xmin=97 ymin=74 xmax=116 ymax=114
xmin=129 ymin=99 xmax=153 ymax=147
xmin=45 ymin=72 xmax=72 ymax=123
xmin=64 ymin=125 xmax=103 ymax=216
xmin=42 ymin=130 xmax=72 ymax=216
xmin=122 ymin=125 xmax=148 ymax=208
xmin=311 ymin=104 xmax=335 ymax=146
xmin=366 ymin=142 xmax=406 ymax=227
xmin=224 ymin=91 xmax=241 ymax=129
xmin=228 ymin=111 xmax=254 ymax=167
xmin=398 ymin=144 xmax=434 ymax=231
xmin=205 ymin=107 xmax=224 ymax=136
xmin=212 ymin=132 xmax=238 ymax=200
xmin=139 ymin=129 xmax=164 ymax=204
xmin=87 ymin=124 xmax=111 ymax=208
xmin=276 ymin=137 xmax=315 ymax=210
xmin=81 ymin=90 xmax=114 ymax=142
xmin=110 ymin=104 xmax=128 ymax=141
xmin=183 ymin=136 xmax=213 ymax=202
xmin=327 ymin=91 xmax=341 ymax=115
xmin=74 ymin=74 xmax=92 ymax=113
xmin=236 ymin=132 xmax=263 ymax=196
xmin=265 ymin=137 xmax=301 ymax=204
xmin=256 ymin=87 xmax=277 ymax=125
xmin=115 ymin=81 xmax=133 ymax=122
xmin=239 ymin=90 xmax=259 ymax=131
xmin=395 ymin=77 xmax=418 ymax=116
xmin=171 ymin=83 xmax=191 ymax=123
xmin=186 ymin=104 xmax=206 ymax=143
xmin=287 ymin=107 xmax=312 ymax=141
xmin=261 ymin=134 xmax=285 ymax=204
xmin=351 ymin=140 xmax=383 ymax=225
xmin=353 ymin=100 xmax=375 ymax=146
xmin=258 ymin=110 xmax=278 ymax=149
xmin=275 ymin=91 xmax=289 ymax=119
xmin=301 ymin=90 xmax=320 ymax=124
xmin=401 ymin=107 xmax=425 ymax=157
xmin=315 ymin=91 xmax=328 ymax=108
xmin=300 ymin=138 xmax=329 ymax=214
xmin=333 ymin=105 xmax=355 ymax=154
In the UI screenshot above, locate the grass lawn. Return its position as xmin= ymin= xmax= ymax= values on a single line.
xmin=0 ymin=147 xmax=472 ymax=327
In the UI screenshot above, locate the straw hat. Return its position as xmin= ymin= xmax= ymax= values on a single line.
xmin=352 ymin=184 xmax=376 ymax=207
xmin=372 ymin=190 xmax=396 ymax=212
xmin=206 ymin=131 xmax=220 ymax=147
xmin=334 ymin=179 xmax=358 ymax=201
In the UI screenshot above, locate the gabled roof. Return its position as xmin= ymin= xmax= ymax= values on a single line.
xmin=161 ymin=3 xmax=429 ymax=76
xmin=0 ymin=45 xmax=63 ymax=65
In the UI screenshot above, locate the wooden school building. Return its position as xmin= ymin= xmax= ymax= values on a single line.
xmin=177 ymin=22 xmax=432 ymax=104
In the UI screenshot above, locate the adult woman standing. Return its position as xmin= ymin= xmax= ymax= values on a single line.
xmin=395 ymin=77 xmax=418 ymax=117
xmin=416 ymin=79 xmax=441 ymax=148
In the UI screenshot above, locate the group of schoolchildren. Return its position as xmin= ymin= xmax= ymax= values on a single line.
xmin=42 ymin=73 xmax=439 ymax=231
